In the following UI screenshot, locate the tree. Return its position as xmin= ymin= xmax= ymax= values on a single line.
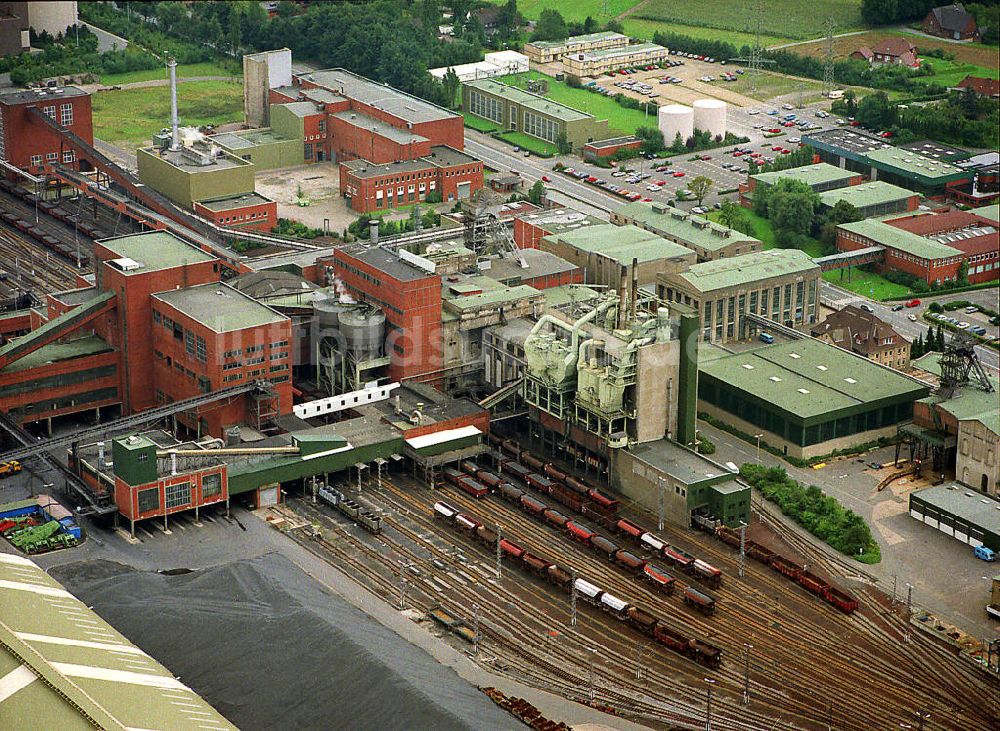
xmin=770 ymin=191 xmax=816 ymax=235
xmin=555 ymin=129 xmax=571 ymax=155
xmin=635 ymin=125 xmax=665 ymax=154
xmin=718 ymin=201 xmax=755 ymax=236
xmin=498 ymin=0 xmax=520 ymax=37
xmin=531 ymin=9 xmax=567 ymax=41
xmin=956 ymin=259 xmax=969 ymax=286
xmin=856 ymin=91 xmax=896 ymax=130
xmin=604 ymin=19 xmax=624 ymax=34
xmin=441 ymin=68 xmax=461 ymax=109
xmin=583 ymin=15 xmax=598 ymax=34
xmin=829 ymin=199 xmax=862 ymax=225
xmin=861 ymin=0 xmax=899 ymax=27
xmin=936 ymin=324 xmax=945 ymax=350
xmin=226 ymin=5 xmax=242 ymax=55
xmin=688 ymin=175 xmax=713 ymax=206
xmin=843 ymin=89 xmax=858 ymax=116
xmin=276 ymin=1 xmax=297 ymax=18
xmin=912 ymin=333 xmax=923 ymax=358
xmin=528 ymin=180 xmax=546 ymax=205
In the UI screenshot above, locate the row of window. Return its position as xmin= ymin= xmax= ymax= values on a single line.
xmin=216 ymin=211 xmax=268 ymax=224
xmin=523 ymin=111 xmax=560 ymax=144
xmin=468 ymin=90 xmax=504 ymax=125
xmin=42 ymin=103 xmax=74 ymax=126
xmin=29 ymin=150 xmax=75 ymax=167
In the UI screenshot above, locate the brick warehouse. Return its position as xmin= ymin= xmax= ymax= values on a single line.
xmin=0 ymin=85 xmax=93 ymax=172
xmin=0 ymin=231 xmax=292 ymax=436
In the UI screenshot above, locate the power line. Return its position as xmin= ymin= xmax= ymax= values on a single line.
xmin=823 ymin=18 xmax=837 ymax=94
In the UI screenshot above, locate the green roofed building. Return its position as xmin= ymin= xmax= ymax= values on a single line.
xmin=0 ymin=553 xmax=236 ymax=729
xmin=750 ymin=162 xmax=863 ymax=193
xmin=818 ymin=181 xmax=919 ymax=218
xmin=611 ymin=201 xmax=762 ymax=261
xmin=462 ymin=78 xmax=610 ymax=151
xmin=540 ymin=223 xmax=696 ymax=287
xmin=658 ymin=249 xmax=821 ymax=343
xmin=698 ymin=338 xmax=930 ymax=458
xmin=524 ymin=31 xmax=629 ymax=64
xmin=972 ymin=203 xmax=998 ymax=223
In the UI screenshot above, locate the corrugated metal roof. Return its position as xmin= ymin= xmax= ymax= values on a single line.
xmin=616 ymin=202 xmax=760 ymax=252
xmin=672 ymin=249 xmax=818 ymax=292
xmin=0 ymin=553 xmax=235 ymax=730
xmin=464 ymin=79 xmax=592 ymax=122
xmin=546 ymin=223 xmax=695 ymax=264
xmin=819 ymin=181 xmax=915 ymax=209
xmin=753 ymin=162 xmax=858 ymax=188
xmin=837 ymin=218 xmax=962 ymax=261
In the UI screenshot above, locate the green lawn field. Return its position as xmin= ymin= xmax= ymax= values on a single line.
xmin=496 ymin=130 xmax=558 ymax=156
xmin=822 ymin=267 xmax=910 ymax=300
xmin=921 ymin=57 xmax=999 ymax=88
xmin=633 ymin=0 xmax=864 ymax=41
xmin=92 ymin=80 xmax=244 ymax=151
xmin=498 ymin=0 xmax=640 ymax=23
xmin=97 ymin=61 xmax=240 ymax=86
xmin=621 ymin=18 xmax=791 ymax=48
xmin=497 ymin=71 xmax=654 ymax=135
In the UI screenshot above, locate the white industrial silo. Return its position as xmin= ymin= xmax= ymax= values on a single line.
xmin=658 ymin=104 xmax=693 ymax=145
xmin=693 ymin=98 xmax=727 ymax=138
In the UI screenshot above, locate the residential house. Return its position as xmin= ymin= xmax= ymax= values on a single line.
xmin=811 ymin=304 xmax=911 ymax=371
xmin=955 ymin=75 xmax=1000 ymax=98
xmin=851 ymin=38 xmax=920 ymax=68
xmin=923 ymin=4 xmax=979 ymax=41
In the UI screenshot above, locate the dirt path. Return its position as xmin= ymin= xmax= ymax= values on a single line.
xmin=79 ymin=76 xmax=240 ymax=93
xmin=616 ymin=0 xmax=653 ymax=21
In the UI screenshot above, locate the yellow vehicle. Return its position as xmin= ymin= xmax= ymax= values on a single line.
xmin=0 ymin=460 xmax=22 ymax=478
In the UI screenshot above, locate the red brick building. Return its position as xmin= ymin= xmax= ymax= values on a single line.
xmin=328 ymin=246 xmax=443 ymax=382
xmin=338 ymin=147 xmax=483 ymax=213
xmin=513 ymin=207 xmax=604 ymax=249
xmin=0 ymin=86 xmax=93 ymax=172
xmin=192 ymin=192 xmax=278 ymax=233
xmin=582 ymin=136 xmax=642 ymax=161
xmin=836 ymin=209 xmax=999 ymax=285
xmin=923 ymin=4 xmax=979 ymax=41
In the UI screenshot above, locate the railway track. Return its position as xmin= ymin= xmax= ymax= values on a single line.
xmin=0 ymin=227 xmax=80 ymax=293
xmin=283 ymin=467 xmax=996 ymax=730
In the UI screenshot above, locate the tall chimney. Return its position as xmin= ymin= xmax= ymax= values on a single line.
xmin=369 ymin=218 xmax=379 ymax=244
xmin=616 ymin=265 xmax=628 ymax=330
xmin=630 ymin=256 xmax=639 ymax=324
xmin=168 ymin=57 xmax=179 ymax=151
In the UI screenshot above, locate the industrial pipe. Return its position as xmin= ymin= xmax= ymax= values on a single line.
xmin=167 ymin=57 xmax=179 ymax=151
xmin=156 ymin=447 xmax=300 ymax=458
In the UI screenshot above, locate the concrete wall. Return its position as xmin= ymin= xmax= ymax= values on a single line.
xmin=27 ymin=1 xmax=77 ymax=37
xmin=634 ymin=340 xmax=677 ymax=443
xmin=611 ymin=448 xmax=691 ymax=527
xmin=957 ymin=419 xmax=999 ymax=497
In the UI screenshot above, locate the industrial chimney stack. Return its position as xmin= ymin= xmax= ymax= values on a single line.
xmin=168 ymin=57 xmax=179 ymax=151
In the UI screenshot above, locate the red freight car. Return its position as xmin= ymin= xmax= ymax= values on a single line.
xmin=456 ymin=476 xmax=488 ymax=499
xmin=716 ymin=525 xmax=741 ymax=548
xmin=615 ymin=518 xmax=645 ymax=540
xmin=443 ymin=467 xmax=465 ymax=486
xmin=522 ymin=552 xmax=553 ymax=575
xmin=640 ymin=532 xmax=666 ymax=553
xmin=798 ymin=570 xmax=829 ymax=596
xmin=459 ymin=460 xmax=480 ymax=475
xmin=587 ymin=488 xmax=620 ymax=512
xmin=564 ymin=475 xmax=591 ymax=495
xmin=653 ymin=623 xmax=691 ymax=654
xmin=476 ymin=525 xmax=498 ymax=545
xmin=500 ymin=539 xmax=525 ymax=560
xmin=543 ymin=509 xmax=570 ymax=529
xmin=769 ymin=555 xmax=802 ymax=579
xmin=693 ymin=559 xmax=723 ymax=589
xmin=643 ymin=563 xmax=676 ymax=595
xmin=546 ymin=565 xmax=573 ymax=590
xmin=476 ymin=471 xmax=504 ymax=489
xmin=590 ymin=535 xmax=620 ymax=559
xmin=825 ymin=586 xmax=859 ymax=614
xmin=626 ymin=606 xmax=659 ymax=635
xmin=615 ymin=550 xmax=646 ymax=571
xmin=498 ymin=482 xmax=524 ymax=502
xmin=522 ymin=453 xmax=545 ymax=470
xmin=455 ymin=513 xmax=480 ymax=532
xmin=550 ymin=483 xmax=585 ymax=512
xmin=691 ymin=640 xmax=723 ymax=669
xmin=526 ymin=473 xmax=555 ymax=493
xmin=663 ymin=546 xmax=694 ymax=570
xmin=747 ymin=543 xmax=776 ymax=563
xmin=500 ymin=461 xmax=532 ymax=481
xmin=566 ymin=522 xmax=596 ymax=543
xmin=520 ymin=495 xmax=548 ymax=516
xmin=501 ymin=439 xmax=521 ymax=458
xmin=683 ymin=586 xmax=716 ymax=615
xmin=543 ymin=463 xmax=567 ymax=481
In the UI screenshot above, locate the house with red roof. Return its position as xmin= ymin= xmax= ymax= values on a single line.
xmin=851 ymin=38 xmax=920 ymax=69
xmin=955 ymin=76 xmax=1000 ymax=99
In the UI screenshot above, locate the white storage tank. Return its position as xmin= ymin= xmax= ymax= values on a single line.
xmin=658 ymin=104 xmax=693 ymax=145
xmin=693 ymin=99 xmax=727 ymax=138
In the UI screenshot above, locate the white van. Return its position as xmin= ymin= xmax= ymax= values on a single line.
xmin=827 ymin=89 xmax=844 ymax=100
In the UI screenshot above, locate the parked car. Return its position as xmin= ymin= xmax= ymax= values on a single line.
xmin=907 ymin=314 xmax=918 ymax=322
xmin=858 ymin=303 xmax=874 ymax=313
xmin=759 ymin=332 xmax=774 ymax=344
xmin=965 ymin=305 xmax=978 ymax=314
xmin=905 ymin=299 xmax=921 ymax=307
xmin=891 ymin=304 xmax=904 ymax=311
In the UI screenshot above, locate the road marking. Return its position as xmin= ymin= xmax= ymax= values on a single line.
xmin=0 ymin=579 xmax=73 ymax=598
xmin=0 ymin=665 xmax=37 ymax=703
xmin=51 ymin=661 xmax=187 ymax=689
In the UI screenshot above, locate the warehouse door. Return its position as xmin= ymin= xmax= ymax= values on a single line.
xmin=457 ymin=182 xmax=471 ymax=200
xmin=258 ymin=486 xmax=279 ymax=507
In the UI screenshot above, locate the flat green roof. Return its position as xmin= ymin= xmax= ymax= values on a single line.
xmin=819 ymin=181 xmax=915 ymax=209
xmin=153 ymin=283 xmax=288 ymax=333
xmin=628 ymin=438 xmax=735 ymax=487
xmin=577 ymin=43 xmax=666 ymax=61
xmin=0 ymin=553 xmax=235 ymax=730
xmin=443 ymin=278 xmax=542 ymax=312
xmin=865 ymin=146 xmax=968 ymax=182
xmin=546 ymin=223 xmax=695 ymax=264
xmin=701 ymin=339 xmax=929 ymax=420
xmin=837 ymin=218 xmax=962 ymax=261
xmin=2 ymin=335 xmax=112 ymax=374
xmin=541 ymin=283 xmax=602 ymax=308
xmin=464 ymin=79 xmax=592 ymax=122
xmin=671 ymin=249 xmax=818 ymax=293
xmin=97 ymin=231 xmax=217 ymax=274
xmin=527 ymin=31 xmax=627 ymax=50
xmin=973 ymin=203 xmax=999 ymax=223
xmin=753 ymin=162 xmax=859 ymax=188
xmin=616 ymin=202 xmax=760 ymax=252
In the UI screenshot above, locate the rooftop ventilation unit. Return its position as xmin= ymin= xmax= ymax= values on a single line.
xmin=844 ymin=377 xmax=857 ymax=384
xmin=769 ymin=376 xmax=782 ymax=382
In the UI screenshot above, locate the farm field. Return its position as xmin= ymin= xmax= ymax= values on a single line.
xmin=92 ymin=80 xmax=243 ymax=151
xmin=621 ymin=17 xmax=791 ymax=48
xmin=631 ymin=0 xmax=863 ymax=41
xmin=497 ymin=71 xmax=653 ymax=135
xmin=789 ymin=31 xmax=1000 ymax=69
xmin=96 ymin=61 xmax=240 ymax=86
xmin=502 ymin=0 xmax=639 ymax=23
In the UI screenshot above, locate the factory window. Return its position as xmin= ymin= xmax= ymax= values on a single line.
xmin=196 ymin=336 xmax=207 ymax=363
xmin=165 ymin=482 xmax=192 ymax=510
xmin=246 ymin=344 xmax=264 ymax=354
xmin=304 ymin=143 xmax=313 ymax=159
xmin=153 ymin=311 xmax=161 ymax=324
xmin=46 ymin=152 xmax=58 ymax=162
xmin=223 ymin=374 xmax=242 ymax=383
xmin=60 ymin=103 xmax=73 ymax=125
xmin=749 ymin=291 xmax=758 ymax=314
xmin=270 ymin=365 xmax=285 ymax=373
xmin=224 ymin=348 xmax=240 ymax=359
xmin=43 ymin=105 xmax=56 ymax=119
xmin=184 ymin=329 xmax=195 ymax=356
xmin=62 ymin=150 xmax=74 ymax=164
xmin=137 ymin=487 xmax=160 ymax=514
xmin=246 ymin=356 xmax=265 ymax=365
xmin=138 ymin=453 xmax=149 ymax=463
xmin=202 ymin=473 xmax=222 ymax=499
xmin=269 ymin=352 xmax=286 ymax=361
xmin=30 ymin=155 xmax=42 ymax=167
xmin=271 ymin=340 xmax=288 ymax=348
xmin=198 ymin=376 xmax=211 ymax=394
xmin=772 ymin=287 xmax=780 ymax=314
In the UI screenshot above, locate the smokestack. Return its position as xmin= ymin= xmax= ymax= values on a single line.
xmin=630 ymin=256 xmax=639 ymax=325
xmin=168 ymin=57 xmax=179 ymax=151
xmin=369 ymin=218 xmax=379 ymax=244
xmin=617 ymin=265 xmax=628 ymax=330
xmin=676 ymin=309 xmax=699 ymax=448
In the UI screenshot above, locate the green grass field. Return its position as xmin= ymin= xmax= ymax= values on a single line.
xmin=494 ymin=0 xmax=639 ymax=23
xmin=822 ymin=267 xmax=910 ymax=300
xmin=633 ymin=0 xmax=863 ymax=41
xmin=97 ymin=61 xmax=240 ymax=86
xmin=462 ymin=112 xmax=500 ymax=133
xmin=496 ymin=130 xmax=558 ymax=156
xmin=498 ymin=71 xmax=654 ymax=135
xmin=707 ymin=209 xmax=826 ymax=256
xmin=92 ymin=80 xmax=244 ymax=151
xmin=621 ymin=17 xmax=791 ymax=48
xmin=921 ymin=57 xmax=999 ymax=88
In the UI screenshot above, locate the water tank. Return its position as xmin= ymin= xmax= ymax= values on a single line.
xmin=693 ymin=99 xmax=727 ymax=138
xmin=225 ymin=426 xmax=241 ymax=447
xmin=658 ymin=104 xmax=693 ymax=145
xmin=339 ymin=305 xmax=386 ymax=361
xmin=314 ymin=294 xmax=351 ymax=332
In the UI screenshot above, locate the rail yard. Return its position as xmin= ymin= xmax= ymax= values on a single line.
xmin=271 ymin=438 xmax=997 ymax=731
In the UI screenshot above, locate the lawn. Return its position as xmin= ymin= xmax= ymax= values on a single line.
xmin=97 ymin=61 xmax=240 ymax=86
xmin=920 ymin=57 xmax=999 ymax=88
xmin=496 ymin=130 xmax=558 ymax=156
xmin=632 ymin=0 xmax=863 ymax=41
xmin=92 ymin=80 xmax=244 ymax=151
xmin=497 ymin=71 xmax=653 ymax=135
xmin=621 ymin=18 xmax=791 ymax=48
xmin=822 ymin=267 xmax=910 ymax=300
xmin=489 ymin=0 xmax=641 ymax=23
xmin=462 ymin=112 xmax=499 ymax=133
